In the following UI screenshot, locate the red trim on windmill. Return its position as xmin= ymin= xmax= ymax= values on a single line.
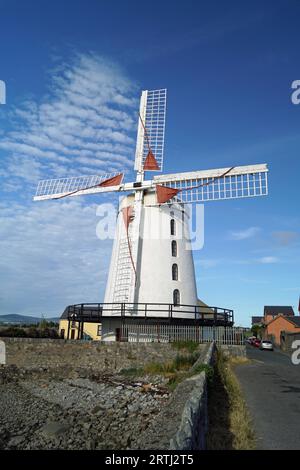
xmin=138 ymin=112 xmax=160 ymax=171
xmin=99 ymin=173 xmax=123 ymax=187
xmin=156 ymin=185 xmax=180 ymax=204
xmin=144 ymin=150 xmax=160 ymax=171
xmin=121 ymin=205 xmax=134 ymax=230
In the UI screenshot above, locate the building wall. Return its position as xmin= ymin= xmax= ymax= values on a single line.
xmin=59 ymin=319 xmax=102 ymax=341
xmin=104 ymin=191 xmax=198 ymax=318
xmin=264 ymin=314 xmax=275 ymax=324
xmin=265 ymin=316 xmax=299 ymax=345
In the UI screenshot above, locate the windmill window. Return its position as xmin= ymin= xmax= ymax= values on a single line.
xmin=170 ymin=219 xmax=176 ymax=236
xmin=173 ymin=289 xmax=180 ymax=306
xmin=172 ymin=263 xmax=178 ymax=281
xmin=171 ymin=240 xmax=177 ymax=257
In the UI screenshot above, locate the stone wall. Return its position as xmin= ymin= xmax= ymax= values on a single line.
xmin=1 ymin=337 xmax=190 ymax=372
xmin=280 ymin=331 xmax=300 ymax=353
xmin=0 ymin=338 xmax=246 ymax=450
xmin=168 ymin=342 xmax=216 ymax=450
xmin=219 ymin=344 xmax=247 ymax=358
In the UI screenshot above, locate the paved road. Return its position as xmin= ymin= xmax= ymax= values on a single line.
xmin=234 ymin=345 xmax=300 ymax=450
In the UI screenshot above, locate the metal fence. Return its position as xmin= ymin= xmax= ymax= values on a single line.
xmin=120 ymin=324 xmax=246 ymax=345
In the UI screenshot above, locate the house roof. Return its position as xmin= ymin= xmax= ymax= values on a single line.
xmin=266 ymin=314 xmax=300 ymax=328
xmin=252 ymin=316 xmax=263 ymax=325
xmin=60 ymin=305 xmax=101 ymax=319
xmin=287 ymin=317 xmax=300 ymax=327
xmin=264 ymin=306 xmax=295 ymax=317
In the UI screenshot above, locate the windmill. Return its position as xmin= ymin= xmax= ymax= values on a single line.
xmin=34 ymin=88 xmax=268 ymax=330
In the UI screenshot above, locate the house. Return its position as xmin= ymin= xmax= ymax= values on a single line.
xmin=263 ymin=305 xmax=294 ymax=325
xmin=251 ymin=316 xmax=263 ymax=326
xmin=264 ymin=314 xmax=300 ymax=345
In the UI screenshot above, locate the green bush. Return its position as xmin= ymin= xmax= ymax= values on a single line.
xmin=0 ymin=327 xmax=27 ymax=337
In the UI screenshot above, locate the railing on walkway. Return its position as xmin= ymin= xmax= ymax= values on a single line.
xmin=120 ymin=324 xmax=246 ymax=345
xmin=65 ymin=302 xmax=234 ymax=326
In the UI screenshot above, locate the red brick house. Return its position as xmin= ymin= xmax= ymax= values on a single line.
xmin=263 ymin=305 xmax=294 ymax=325
xmin=264 ymin=310 xmax=300 ymax=345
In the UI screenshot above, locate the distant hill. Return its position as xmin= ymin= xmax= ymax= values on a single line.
xmin=0 ymin=314 xmax=60 ymax=325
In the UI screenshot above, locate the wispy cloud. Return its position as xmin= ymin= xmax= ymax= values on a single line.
xmin=228 ymin=226 xmax=260 ymax=240
xmin=196 ymin=258 xmax=222 ymax=269
xmin=0 ymin=53 xmax=138 ymax=316
xmin=0 ymin=53 xmax=137 ymax=192
xmin=0 ymin=198 xmax=114 ymax=317
xmin=257 ymin=256 xmax=279 ymax=264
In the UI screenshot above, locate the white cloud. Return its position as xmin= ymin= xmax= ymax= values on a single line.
xmin=196 ymin=258 xmax=222 ymax=269
xmin=0 ymin=198 xmax=115 ymax=317
xmin=257 ymin=256 xmax=279 ymax=264
xmin=0 ymin=53 xmax=137 ymax=194
xmin=228 ymin=226 xmax=260 ymax=240
xmin=0 ymin=53 xmax=138 ymax=317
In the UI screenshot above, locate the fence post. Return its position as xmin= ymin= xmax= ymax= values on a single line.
xmin=214 ymin=308 xmax=217 ymax=324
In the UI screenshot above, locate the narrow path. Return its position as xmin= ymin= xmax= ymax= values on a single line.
xmin=234 ymin=345 xmax=300 ymax=450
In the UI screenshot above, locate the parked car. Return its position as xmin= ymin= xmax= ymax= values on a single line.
xmin=260 ymin=340 xmax=273 ymax=351
xmin=247 ymin=336 xmax=256 ymax=345
xmin=253 ymin=338 xmax=261 ymax=348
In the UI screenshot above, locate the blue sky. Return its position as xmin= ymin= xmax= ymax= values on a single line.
xmin=0 ymin=0 xmax=299 ymax=325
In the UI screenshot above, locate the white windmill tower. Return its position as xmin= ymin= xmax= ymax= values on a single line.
xmin=34 ymin=88 xmax=268 ymax=340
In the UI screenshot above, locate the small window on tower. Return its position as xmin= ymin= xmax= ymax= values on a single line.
xmin=173 ymin=289 xmax=180 ymax=306
xmin=171 ymin=240 xmax=177 ymax=257
xmin=170 ymin=219 xmax=176 ymax=236
xmin=172 ymin=263 xmax=178 ymax=281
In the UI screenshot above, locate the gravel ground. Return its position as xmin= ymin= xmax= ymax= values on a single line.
xmin=0 ymin=366 xmax=171 ymax=450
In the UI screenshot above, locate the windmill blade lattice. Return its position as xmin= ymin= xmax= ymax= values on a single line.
xmin=134 ymin=89 xmax=167 ymax=173
xmin=34 ymin=172 xmax=124 ymax=201
xmin=153 ymin=164 xmax=268 ymax=204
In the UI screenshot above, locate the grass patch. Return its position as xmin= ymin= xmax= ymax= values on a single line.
xmin=119 ymin=352 xmax=201 ymax=390
xmin=118 ymin=367 xmax=144 ymax=376
xmin=143 ymin=353 xmax=199 ymax=375
xmin=191 ymin=363 xmax=214 ymax=381
xmin=171 ymin=340 xmax=199 ymax=354
xmin=206 ymin=351 xmax=256 ymax=450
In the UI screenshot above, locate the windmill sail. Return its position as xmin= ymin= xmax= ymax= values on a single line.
xmin=153 ymin=164 xmax=268 ymax=204
xmin=34 ymin=172 xmax=124 ymax=201
xmin=134 ymin=89 xmax=167 ymax=174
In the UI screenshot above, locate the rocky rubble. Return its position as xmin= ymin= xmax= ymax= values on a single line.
xmin=0 ymin=365 xmax=170 ymax=450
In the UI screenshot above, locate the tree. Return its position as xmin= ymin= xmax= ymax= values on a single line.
xmin=251 ymin=323 xmax=262 ymax=338
xmin=39 ymin=315 xmax=48 ymax=330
